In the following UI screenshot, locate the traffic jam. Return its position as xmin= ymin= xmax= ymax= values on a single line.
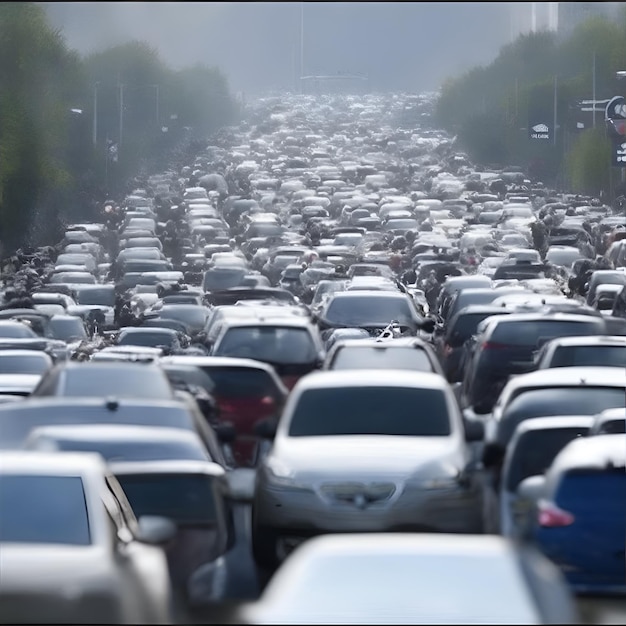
xmin=0 ymin=92 xmax=625 ymax=624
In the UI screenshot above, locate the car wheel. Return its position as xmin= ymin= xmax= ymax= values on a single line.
xmin=251 ymin=520 xmax=279 ymax=571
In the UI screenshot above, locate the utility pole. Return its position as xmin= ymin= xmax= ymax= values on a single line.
xmin=154 ymin=84 xmax=160 ymax=126
xmin=592 ymin=51 xmax=596 ymax=129
xmin=300 ymin=1 xmax=305 ymax=94
xmin=553 ymin=74 xmax=558 ymax=147
xmin=119 ymin=82 xmax=124 ymax=148
xmin=92 ymin=82 xmax=99 ymax=147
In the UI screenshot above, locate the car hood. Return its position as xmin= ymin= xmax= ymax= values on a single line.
xmin=271 ymin=435 xmax=464 ymax=479
xmin=0 ymin=544 xmax=113 ymax=592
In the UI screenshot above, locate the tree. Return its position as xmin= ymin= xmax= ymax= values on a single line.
xmin=567 ymin=128 xmax=611 ymax=195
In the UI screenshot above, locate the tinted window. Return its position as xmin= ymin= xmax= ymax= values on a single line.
xmin=0 ymin=354 xmax=50 ymax=375
xmin=156 ymin=306 xmax=208 ymax=332
xmin=0 ymin=475 xmax=90 ymax=545
xmin=499 ymin=388 xmax=625 ymax=446
xmin=200 ymin=366 xmax=281 ymax=399
xmin=596 ymin=419 xmax=626 ymax=434
xmin=555 ymin=470 xmax=626 ymax=516
xmin=116 ymin=474 xmax=217 ymax=524
xmin=214 ymin=327 xmax=317 ymax=364
xmin=162 ymin=366 xmax=216 ymax=395
xmin=549 ymin=345 xmax=626 ymax=368
xmin=0 ymin=324 xmax=37 ymax=339
xmin=331 ymin=346 xmax=434 ymax=372
xmin=448 ymin=312 xmax=506 ymax=343
xmin=324 ymin=296 xmax=415 ymax=327
xmin=491 ymin=320 xmax=601 ymax=346
xmin=203 ymin=268 xmax=246 ymax=291
xmin=75 ymin=288 xmax=116 ymax=307
xmin=47 ymin=317 xmax=88 ymax=341
xmin=62 ymin=367 xmax=173 ymax=399
xmin=289 ymin=386 xmax=451 ymax=437
xmin=118 ymin=330 xmax=176 ymax=349
xmin=505 ymin=427 xmax=588 ymax=491
xmin=55 ymin=438 xmax=209 ymax=463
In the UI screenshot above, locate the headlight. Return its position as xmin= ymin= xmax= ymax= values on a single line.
xmin=264 ymin=458 xmax=310 ymax=490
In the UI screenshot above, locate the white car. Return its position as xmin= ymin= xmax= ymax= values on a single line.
xmin=241 ymin=533 xmax=578 ymax=624
xmin=0 ymin=451 xmax=174 ymax=623
xmin=252 ymin=370 xmax=484 ymax=568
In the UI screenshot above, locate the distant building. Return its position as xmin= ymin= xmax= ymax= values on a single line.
xmin=557 ymin=2 xmax=620 ymax=38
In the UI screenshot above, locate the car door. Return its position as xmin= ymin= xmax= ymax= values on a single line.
xmin=103 ymin=475 xmax=172 ymax=622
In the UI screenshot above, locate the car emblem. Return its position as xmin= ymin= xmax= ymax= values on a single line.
xmin=353 ymin=493 xmax=367 ymax=510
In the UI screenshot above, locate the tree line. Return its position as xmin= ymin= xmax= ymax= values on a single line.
xmin=0 ymin=2 xmax=240 ymax=256
xmin=435 ymin=8 xmax=626 ymax=197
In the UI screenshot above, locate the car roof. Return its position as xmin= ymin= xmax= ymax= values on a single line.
xmin=159 ymin=355 xmax=280 ymax=373
xmin=549 ymin=435 xmax=626 ymax=476
xmin=252 ymin=533 xmax=541 ymax=624
xmin=216 ymin=316 xmax=315 ymax=329
xmin=108 ymin=459 xmax=225 ymax=477
xmin=595 ymin=407 xmax=625 ymax=421
xmin=330 ymin=337 xmax=432 ymax=350
xmin=0 ymin=350 xmax=52 ymax=360
xmin=27 ymin=424 xmax=204 ymax=444
xmin=293 ymin=369 xmax=448 ymax=391
xmin=0 ymin=450 xmax=108 ymax=476
xmin=513 ymin=416 xmax=594 ymax=436
xmin=544 ymin=335 xmax=626 ymax=348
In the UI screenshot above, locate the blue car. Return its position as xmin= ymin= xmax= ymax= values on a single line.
xmin=524 ymin=435 xmax=626 ymax=594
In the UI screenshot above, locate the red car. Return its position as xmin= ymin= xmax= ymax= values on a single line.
xmin=160 ymin=356 xmax=288 ymax=468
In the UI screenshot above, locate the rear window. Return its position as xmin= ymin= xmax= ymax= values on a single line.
xmin=491 ymin=320 xmax=601 ymax=347
xmin=505 ymin=427 xmax=588 ymax=491
xmin=116 ymin=473 xmax=218 ymax=525
xmin=289 ymin=386 xmax=451 ymax=437
xmin=203 ymin=268 xmax=246 ymax=291
xmin=75 ymin=288 xmax=116 ymax=307
xmin=118 ymin=330 xmax=176 ymax=349
xmin=0 ymin=475 xmax=90 ymax=545
xmin=0 ymin=354 xmax=50 ymax=375
xmin=555 ymin=470 xmax=626 ymax=516
xmin=214 ymin=326 xmax=318 ymax=364
xmin=498 ymin=388 xmax=626 ymax=446
xmin=324 ymin=295 xmax=415 ymax=327
xmin=448 ymin=312 xmax=505 ymax=343
xmin=63 ymin=367 xmax=173 ymax=400
xmin=330 ymin=345 xmax=434 ymax=372
xmin=549 ymin=345 xmax=626 ymax=368
xmin=200 ymin=366 xmax=282 ymax=399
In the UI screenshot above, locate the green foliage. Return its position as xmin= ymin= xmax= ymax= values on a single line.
xmin=436 ymin=13 xmax=625 ymax=192
xmin=0 ymin=4 xmax=239 ymax=254
xmin=567 ymin=127 xmax=611 ymax=195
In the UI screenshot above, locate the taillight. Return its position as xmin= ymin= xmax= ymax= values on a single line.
xmin=538 ymin=500 xmax=575 ymax=528
xmin=481 ymin=341 xmax=508 ymax=351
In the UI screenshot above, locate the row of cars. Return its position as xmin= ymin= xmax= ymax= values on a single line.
xmin=0 ymin=92 xmax=624 ymax=624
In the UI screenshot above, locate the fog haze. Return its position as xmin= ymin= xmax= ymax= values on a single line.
xmin=42 ymin=2 xmax=528 ymax=95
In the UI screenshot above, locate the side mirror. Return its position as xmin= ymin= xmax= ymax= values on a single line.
xmin=225 ymin=468 xmax=256 ymax=503
xmin=481 ymin=441 xmax=505 ymax=469
xmin=254 ymin=418 xmax=277 ymax=440
xmin=214 ymin=422 xmax=237 ymax=444
xmin=136 ymin=515 xmax=177 ymax=545
xmin=516 ymin=475 xmax=546 ymax=503
xmin=463 ymin=418 xmax=485 ymax=442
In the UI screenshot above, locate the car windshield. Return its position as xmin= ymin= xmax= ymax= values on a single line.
xmin=491 ymin=320 xmax=601 ymax=347
xmin=0 ymin=475 xmax=91 ymax=545
xmin=53 ymin=438 xmax=209 ymax=463
xmin=498 ymin=387 xmax=626 ymax=446
xmin=203 ymin=268 xmax=246 ymax=291
xmin=214 ymin=326 xmax=318 ymax=364
xmin=0 ymin=354 xmax=50 ymax=375
xmin=47 ymin=317 xmax=88 ymax=341
xmin=156 ymin=306 xmax=208 ymax=332
xmin=116 ymin=473 xmax=218 ymax=525
xmin=331 ymin=345 xmax=433 ymax=372
xmin=62 ymin=367 xmax=173 ymax=399
xmin=199 ymin=366 xmax=281 ymax=399
xmin=0 ymin=323 xmax=38 ymax=339
xmin=548 ymin=345 xmax=626 ymax=368
xmin=505 ymin=427 xmax=589 ymax=492
xmin=289 ymin=386 xmax=451 ymax=437
xmin=74 ymin=288 xmax=116 ymax=307
xmin=324 ymin=296 xmax=415 ymax=327
xmin=118 ymin=330 xmax=176 ymax=349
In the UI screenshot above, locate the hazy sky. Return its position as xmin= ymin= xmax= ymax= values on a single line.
xmin=43 ymin=2 xmax=535 ymax=96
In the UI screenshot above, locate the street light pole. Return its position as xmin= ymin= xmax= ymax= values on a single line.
xmin=154 ymin=84 xmax=160 ymax=126
xmin=92 ymin=82 xmax=99 ymax=147
xmin=119 ymin=82 xmax=124 ymax=148
xmin=592 ymin=51 xmax=596 ymax=129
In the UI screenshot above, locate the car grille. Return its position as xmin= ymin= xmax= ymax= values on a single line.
xmin=319 ymin=481 xmax=396 ymax=505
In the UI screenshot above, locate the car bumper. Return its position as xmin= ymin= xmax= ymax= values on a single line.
xmin=255 ymin=482 xmax=483 ymax=534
